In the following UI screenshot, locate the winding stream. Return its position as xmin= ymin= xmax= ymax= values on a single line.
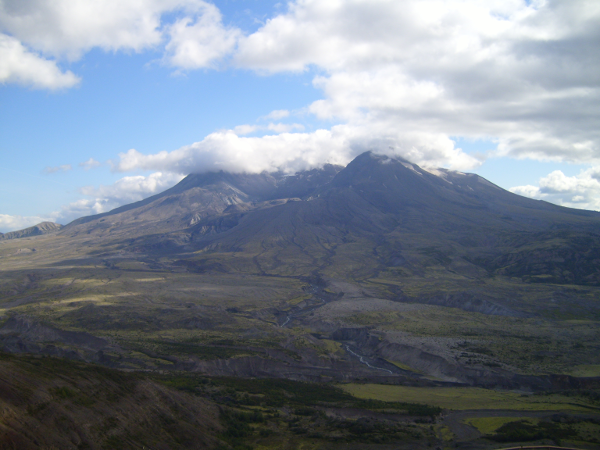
xmin=279 ymin=284 xmax=326 ymax=328
xmin=345 ymin=345 xmax=393 ymax=374
xmin=277 ymin=283 xmax=392 ymax=375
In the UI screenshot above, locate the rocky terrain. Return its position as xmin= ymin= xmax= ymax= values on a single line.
xmin=1 ymin=152 xmax=599 ymax=449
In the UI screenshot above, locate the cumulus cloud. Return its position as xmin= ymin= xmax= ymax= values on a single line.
xmin=0 ymin=34 xmax=79 ymax=89
xmin=163 ymin=2 xmax=240 ymax=70
xmin=0 ymin=214 xmax=55 ymax=233
xmin=231 ymin=0 xmax=600 ymax=165
xmin=79 ymin=158 xmax=101 ymax=170
xmin=0 ymin=0 xmax=169 ymax=59
xmin=510 ymin=166 xmax=600 ymax=211
xmin=96 ymin=0 xmax=599 ymax=176
xmin=112 ymin=129 xmax=352 ymax=174
xmin=55 ymin=171 xmax=184 ymax=224
xmin=0 ymin=0 xmax=241 ymax=88
xmin=43 ymin=164 xmax=72 ymax=174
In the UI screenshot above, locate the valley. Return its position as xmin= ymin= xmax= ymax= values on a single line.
xmin=1 ymin=152 xmax=599 ymax=449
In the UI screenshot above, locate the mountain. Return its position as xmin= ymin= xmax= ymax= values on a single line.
xmin=60 ymin=151 xmax=599 ymax=286
xmin=1 ymin=151 xmax=600 ymax=398
xmin=67 ymin=151 xmax=600 ymax=238
xmin=0 ymin=222 xmax=62 ymax=241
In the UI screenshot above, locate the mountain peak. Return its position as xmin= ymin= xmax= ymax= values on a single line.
xmin=330 ymin=151 xmax=431 ymax=191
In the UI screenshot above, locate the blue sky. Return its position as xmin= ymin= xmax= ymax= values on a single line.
xmin=1 ymin=0 xmax=599 ymax=232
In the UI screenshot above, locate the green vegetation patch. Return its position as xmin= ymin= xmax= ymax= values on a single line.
xmin=571 ymin=420 xmax=600 ymax=445
xmin=464 ymin=416 xmax=539 ymax=434
xmin=151 ymin=340 xmax=260 ymax=360
xmin=342 ymin=384 xmax=598 ymax=412
xmin=156 ymin=374 xmax=441 ymax=417
xmin=385 ymin=359 xmax=423 ymax=374
xmin=154 ymin=374 xmax=441 ymax=448
xmin=487 ymin=419 xmax=577 ymax=444
xmin=569 ymin=364 xmax=600 ymax=377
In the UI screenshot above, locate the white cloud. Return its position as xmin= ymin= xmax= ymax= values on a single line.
xmin=163 ymin=3 xmax=240 ymax=70
xmin=233 ymin=122 xmax=305 ymax=136
xmin=3 ymin=0 xmax=600 ymax=188
xmin=267 ymin=122 xmax=305 ymax=133
xmin=112 ymin=129 xmax=351 ymax=174
xmin=54 ymin=199 xmax=109 ymax=224
xmin=0 ymin=0 xmax=172 ymax=59
xmin=510 ymin=166 xmax=600 ymax=211
xmin=0 ymin=0 xmax=241 ymax=89
xmin=55 ymin=171 xmax=184 ymax=224
xmin=79 ymin=158 xmax=101 ymax=170
xmin=0 ymin=214 xmax=55 ymax=233
xmin=0 ymin=34 xmax=79 ymax=89
xmin=43 ymin=164 xmax=72 ymax=174
xmin=79 ymin=172 xmax=184 ymax=203
xmin=510 ymin=184 xmax=541 ymax=199
xmin=235 ymin=0 xmax=527 ymax=72
xmin=263 ymin=109 xmax=290 ymax=120
xmin=233 ymin=124 xmax=259 ymax=135
xmin=231 ymin=0 xmax=600 ymax=165
xmin=112 ymin=124 xmax=481 ymax=176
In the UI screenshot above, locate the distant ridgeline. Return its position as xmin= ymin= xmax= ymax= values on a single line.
xmin=0 ymin=222 xmax=62 ymax=241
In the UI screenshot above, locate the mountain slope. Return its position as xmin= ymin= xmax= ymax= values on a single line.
xmin=64 ymin=165 xmax=343 ymax=239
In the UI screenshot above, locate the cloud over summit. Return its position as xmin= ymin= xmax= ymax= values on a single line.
xmin=90 ymin=0 xmax=599 ymax=175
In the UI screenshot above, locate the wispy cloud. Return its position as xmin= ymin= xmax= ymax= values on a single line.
xmin=262 ymin=109 xmax=290 ymax=120
xmin=43 ymin=164 xmax=72 ymax=174
xmin=267 ymin=123 xmax=304 ymax=133
xmin=79 ymin=158 xmax=101 ymax=170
